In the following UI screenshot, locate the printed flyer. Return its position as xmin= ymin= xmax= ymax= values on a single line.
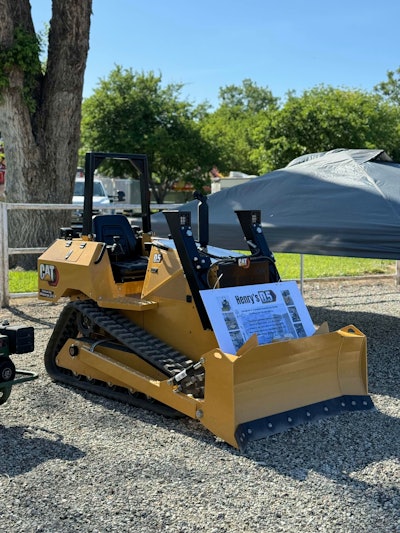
xmin=200 ymin=280 xmax=315 ymax=354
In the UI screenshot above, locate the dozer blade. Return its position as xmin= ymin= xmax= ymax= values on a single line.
xmin=199 ymin=325 xmax=373 ymax=451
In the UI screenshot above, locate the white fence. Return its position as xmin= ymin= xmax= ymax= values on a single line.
xmin=1 ymin=202 xmax=399 ymax=307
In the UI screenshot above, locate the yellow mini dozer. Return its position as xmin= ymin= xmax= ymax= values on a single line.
xmin=38 ymin=152 xmax=373 ymax=450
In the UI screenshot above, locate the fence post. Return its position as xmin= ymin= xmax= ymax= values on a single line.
xmin=0 ymin=203 xmax=9 ymax=307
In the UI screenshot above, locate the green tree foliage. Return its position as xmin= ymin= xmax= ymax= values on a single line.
xmin=0 ymin=26 xmax=41 ymax=111
xmin=374 ymin=67 xmax=400 ymax=105
xmin=200 ymin=79 xmax=278 ymax=175
xmin=218 ymin=79 xmax=279 ymax=113
xmin=255 ymin=85 xmax=400 ymax=171
xmin=82 ymin=68 xmax=400 ymax=197
xmin=80 ymin=67 xmax=218 ymax=203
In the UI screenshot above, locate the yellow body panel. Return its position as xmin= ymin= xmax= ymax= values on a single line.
xmin=38 ymin=239 xmax=144 ymax=302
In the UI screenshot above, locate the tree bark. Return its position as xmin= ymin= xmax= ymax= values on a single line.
xmin=0 ymin=0 xmax=92 ymax=268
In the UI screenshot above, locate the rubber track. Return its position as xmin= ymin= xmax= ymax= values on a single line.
xmin=44 ymin=300 xmax=204 ymax=413
xmin=70 ymin=299 xmax=194 ymax=377
xmin=44 ymin=303 xmax=184 ymax=416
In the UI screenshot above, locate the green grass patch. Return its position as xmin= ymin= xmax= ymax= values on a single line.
xmin=9 ymin=270 xmax=38 ymax=293
xmin=8 ymin=256 xmax=396 ymax=293
xmin=275 ymin=254 xmax=396 ymax=280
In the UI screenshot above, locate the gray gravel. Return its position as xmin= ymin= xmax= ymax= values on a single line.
xmin=1 ymin=278 xmax=399 ymax=533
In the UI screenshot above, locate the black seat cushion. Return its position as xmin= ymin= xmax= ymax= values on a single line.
xmin=112 ymin=259 xmax=149 ymax=281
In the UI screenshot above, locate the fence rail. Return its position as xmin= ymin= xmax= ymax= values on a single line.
xmin=2 ymin=202 xmax=399 ymax=307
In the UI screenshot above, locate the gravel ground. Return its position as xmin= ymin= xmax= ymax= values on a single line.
xmin=1 ymin=278 xmax=399 ymax=533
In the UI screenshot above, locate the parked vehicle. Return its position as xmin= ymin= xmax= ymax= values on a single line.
xmin=72 ymin=176 xmax=111 ymax=224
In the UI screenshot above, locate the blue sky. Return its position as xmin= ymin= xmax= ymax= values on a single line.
xmin=31 ymin=0 xmax=400 ymax=108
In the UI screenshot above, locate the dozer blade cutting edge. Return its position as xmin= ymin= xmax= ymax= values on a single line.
xmin=37 ymin=151 xmax=374 ymax=451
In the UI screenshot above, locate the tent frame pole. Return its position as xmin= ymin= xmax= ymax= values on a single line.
xmin=300 ymin=254 xmax=304 ymax=294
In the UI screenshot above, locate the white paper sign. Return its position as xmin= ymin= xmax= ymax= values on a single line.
xmin=200 ymin=280 xmax=315 ymax=354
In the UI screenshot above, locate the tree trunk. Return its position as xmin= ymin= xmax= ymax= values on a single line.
xmin=0 ymin=0 xmax=92 ymax=269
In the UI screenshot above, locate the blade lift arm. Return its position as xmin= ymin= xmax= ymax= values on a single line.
xmin=235 ymin=210 xmax=281 ymax=283
xmin=163 ymin=198 xmax=281 ymax=330
xmin=163 ymin=210 xmax=212 ymax=330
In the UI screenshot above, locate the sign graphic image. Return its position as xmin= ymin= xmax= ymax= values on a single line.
xmin=200 ymin=280 xmax=315 ymax=354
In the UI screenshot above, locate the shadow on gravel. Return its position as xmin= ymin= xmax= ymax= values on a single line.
xmin=232 ymin=423 xmax=400 ymax=533
xmin=5 ymin=304 xmax=58 ymax=328
xmin=43 ymin=362 xmax=400 ymax=520
xmin=0 ymin=425 xmax=85 ymax=477
xmin=242 ymin=406 xmax=400 ymax=474
xmin=68 ymin=375 xmax=400 ymax=479
xmin=240 ymin=407 xmax=400 ymax=518
xmin=308 ymin=305 xmax=400 ymax=399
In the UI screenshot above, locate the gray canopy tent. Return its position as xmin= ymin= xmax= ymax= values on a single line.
xmin=151 ymin=149 xmax=400 ymax=260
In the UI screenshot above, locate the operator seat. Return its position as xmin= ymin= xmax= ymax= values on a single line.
xmin=92 ymin=214 xmax=148 ymax=281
